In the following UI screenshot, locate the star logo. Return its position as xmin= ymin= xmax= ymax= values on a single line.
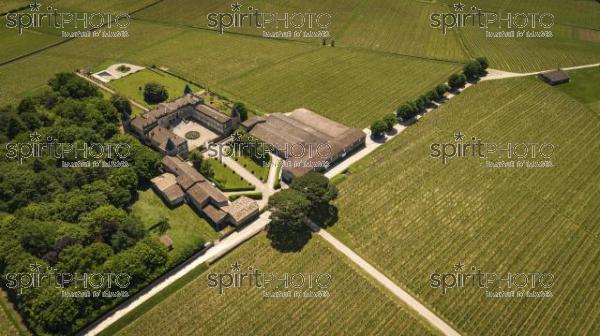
xmin=29 ymin=2 xmax=42 ymax=11
xmin=454 ymin=261 xmax=465 ymax=271
xmin=231 ymin=262 xmax=241 ymax=271
xmin=454 ymin=131 xmax=465 ymax=142
xmin=30 ymin=131 xmax=41 ymax=142
xmin=232 ymin=132 xmax=242 ymax=142
xmin=231 ymin=2 xmax=242 ymax=11
xmin=453 ymin=2 xmax=465 ymax=11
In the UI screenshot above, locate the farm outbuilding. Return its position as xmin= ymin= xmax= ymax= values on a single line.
xmin=538 ymin=70 xmax=570 ymax=86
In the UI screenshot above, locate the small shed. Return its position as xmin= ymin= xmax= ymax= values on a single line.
xmin=159 ymin=235 xmax=174 ymax=251
xmin=538 ymin=70 xmax=570 ymax=86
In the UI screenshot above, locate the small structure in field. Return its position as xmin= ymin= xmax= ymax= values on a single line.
xmin=538 ymin=70 xmax=570 ymax=86
xmin=159 ymin=235 xmax=174 ymax=251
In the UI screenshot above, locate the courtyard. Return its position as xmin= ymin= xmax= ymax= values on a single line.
xmin=171 ymin=118 xmax=219 ymax=151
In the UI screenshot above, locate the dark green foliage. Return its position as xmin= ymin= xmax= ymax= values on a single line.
xmin=463 ymin=60 xmax=483 ymax=80
xmin=110 ymin=94 xmax=132 ymax=118
xmin=267 ymin=189 xmax=312 ymax=252
xmin=233 ymin=102 xmax=248 ymax=121
xmin=143 ymin=82 xmax=169 ymax=104
xmin=48 ymin=72 xmax=101 ymax=99
xmin=383 ymin=114 xmax=397 ymax=131
xmin=448 ymin=73 xmax=467 ymax=89
xmin=0 ymin=73 xmax=169 ymax=336
xmin=370 ymin=120 xmax=387 ymax=137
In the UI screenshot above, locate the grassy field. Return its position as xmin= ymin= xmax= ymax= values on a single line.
xmin=205 ymin=158 xmax=255 ymax=191
xmin=555 ymin=67 xmax=600 ymax=112
xmin=328 ymin=76 xmax=600 ymax=335
xmin=115 ymin=235 xmax=439 ymax=336
xmin=131 ymin=189 xmax=220 ymax=264
xmin=108 ymin=68 xmax=200 ymax=107
xmin=0 ymin=290 xmax=28 ymax=336
xmin=218 ymin=47 xmax=459 ymax=127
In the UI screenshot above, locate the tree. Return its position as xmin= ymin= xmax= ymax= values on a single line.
xmin=267 ymin=189 xmax=312 ymax=252
xmin=463 ymin=60 xmax=482 ymax=80
xmin=476 ymin=56 xmax=489 ymax=72
xmin=184 ymin=84 xmax=193 ymax=95
xmin=110 ymin=94 xmax=132 ymax=118
xmin=370 ymin=120 xmax=387 ymax=137
xmin=383 ymin=114 xmax=397 ymax=131
xmin=143 ymin=82 xmax=169 ymax=104
xmin=6 ymin=115 xmax=26 ymax=139
xmin=429 ymin=89 xmax=442 ymax=101
xmin=435 ymin=83 xmax=450 ymax=96
xmin=290 ymin=172 xmax=338 ymax=209
xmin=48 ymin=72 xmax=100 ymax=99
xmin=396 ymin=102 xmax=418 ymax=120
xmin=448 ymin=73 xmax=467 ymax=89
xmin=232 ymin=102 xmax=248 ymax=121
xmin=189 ymin=151 xmax=214 ymax=178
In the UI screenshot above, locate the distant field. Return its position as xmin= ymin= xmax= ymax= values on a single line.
xmin=108 ymin=68 xmax=199 ymax=107
xmin=132 ymin=189 xmax=219 ymax=265
xmin=116 ymin=235 xmax=439 ymax=336
xmin=328 ymin=76 xmax=600 ymax=335
xmin=0 ymin=0 xmax=28 ymax=13
xmin=433 ymin=0 xmax=600 ymax=72
xmin=133 ymin=0 xmax=467 ymax=62
xmin=458 ymin=23 xmax=600 ymax=73
xmin=218 ymin=48 xmax=460 ymax=127
xmin=336 ymin=0 xmax=467 ymax=61
xmin=0 ymin=25 xmax=62 ymax=64
xmin=440 ymin=0 xmax=600 ymax=30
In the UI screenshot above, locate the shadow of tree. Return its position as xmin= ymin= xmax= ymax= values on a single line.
xmin=267 ymin=223 xmax=312 ymax=253
xmin=309 ymin=203 xmax=338 ymax=228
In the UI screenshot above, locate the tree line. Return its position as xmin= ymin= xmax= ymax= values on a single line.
xmin=0 ymin=73 xmax=170 ymax=335
xmin=370 ymin=57 xmax=489 ymax=137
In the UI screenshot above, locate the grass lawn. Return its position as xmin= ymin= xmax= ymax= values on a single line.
xmin=0 ymin=290 xmax=29 ymax=336
xmin=99 ymin=88 xmax=145 ymax=117
xmin=131 ymin=189 xmax=219 ymax=265
xmin=232 ymin=152 xmax=271 ymax=182
xmin=328 ymin=76 xmax=600 ymax=335
xmin=115 ymin=235 xmax=440 ymax=336
xmin=556 ymin=67 xmax=600 ymax=109
xmin=205 ymin=158 xmax=255 ymax=192
xmin=108 ymin=68 xmax=200 ymax=107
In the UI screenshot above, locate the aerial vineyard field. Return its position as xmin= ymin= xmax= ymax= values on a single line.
xmin=458 ymin=23 xmax=600 ymax=72
xmin=116 ymin=235 xmax=439 ymax=336
xmin=328 ymin=76 xmax=600 ymax=335
xmin=336 ymin=0 xmax=467 ymax=61
xmin=440 ymin=0 xmax=600 ymax=30
xmin=217 ymin=47 xmax=460 ymax=127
